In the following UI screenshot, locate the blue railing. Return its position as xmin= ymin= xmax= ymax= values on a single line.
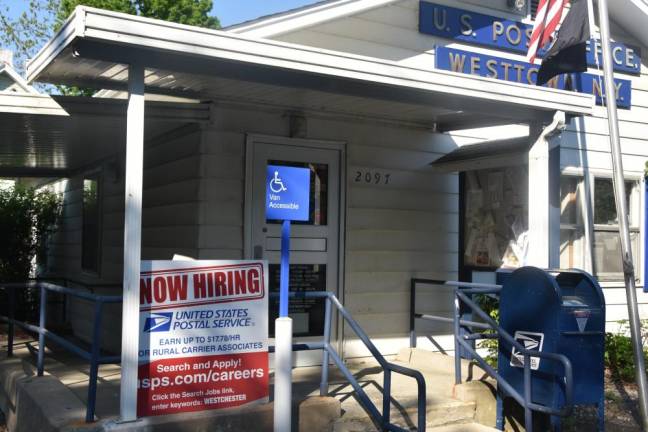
xmin=271 ymin=291 xmax=427 ymax=432
xmin=0 ymin=281 xmax=122 ymax=422
xmin=409 ymin=279 xmax=574 ymax=432
xmin=0 ymin=285 xmax=425 ymax=430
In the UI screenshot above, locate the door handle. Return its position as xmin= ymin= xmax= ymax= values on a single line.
xmin=253 ymin=245 xmax=263 ymax=259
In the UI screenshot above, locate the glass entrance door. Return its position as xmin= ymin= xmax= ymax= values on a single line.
xmin=248 ymin=138 xmax=341 ymax=365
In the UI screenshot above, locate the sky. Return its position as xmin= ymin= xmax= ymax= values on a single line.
xmin=2 ymin=0 xmax=322 ymax=27
xmin=214 ymin=0 xmax=321 ymax=27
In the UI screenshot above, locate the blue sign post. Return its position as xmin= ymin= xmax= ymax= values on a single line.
xmin=266 ymin=164 xmax=310 ymax=432
xmin=266 ymin=165 xmax=311 ymax=315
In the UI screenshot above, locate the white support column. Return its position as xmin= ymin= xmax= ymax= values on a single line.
xmin=527 ymin=111 xmax=565 ymax=269
xmin=119 ymin=63 xmax=145 ymax=422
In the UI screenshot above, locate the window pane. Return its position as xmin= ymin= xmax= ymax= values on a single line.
xmin=594 ymin=178 xmax=634 ymax=225
xmin=592 ymin=230 xmax=639 ymax=279
xmin=560 ymin=228 xmax=584 ymax=269
xmin=82 ymin=177 xmax=101 ymax=272
xmin=268 ymin=264 xmax=326 ymax=337
xmin=560 ymin=177 xmax=580 ymax=225
xmin=266 ymin=161 xmax=328 ymax=226
xmin=463 ymin=167 xmax=528 ymax=268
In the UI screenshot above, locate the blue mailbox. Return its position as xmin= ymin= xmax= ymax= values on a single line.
xmin=497 ymin=267 xmax=606 ymax=430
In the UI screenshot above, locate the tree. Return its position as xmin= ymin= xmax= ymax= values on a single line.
xmin=0 ymin=0 xmax=219 ymax=85
xmin=135 ymin=0 xmax=219 ymax=29
xmin=0 ymin=0 xmax=58 ymax=74
xmin=56 ymin=0 xmax=219 ymax=29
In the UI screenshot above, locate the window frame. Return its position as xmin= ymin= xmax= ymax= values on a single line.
xmin=81 ymin=171 xmax=103 ymax=275
xmin=560 ymin=169 xmax=643 ymax=284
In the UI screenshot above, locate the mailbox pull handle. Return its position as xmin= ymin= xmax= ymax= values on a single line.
xmin=561 ymin=331 xmax=604 ymax=336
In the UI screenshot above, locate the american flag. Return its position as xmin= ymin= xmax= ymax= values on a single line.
xmin=527 ymin=0 xmax=569 ymax=63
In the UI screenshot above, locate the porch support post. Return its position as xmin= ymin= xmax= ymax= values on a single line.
xmin=527 ymin=111 xmax=565 ymax=269
xmin=119 ymin=63 xmax=145 ymax=422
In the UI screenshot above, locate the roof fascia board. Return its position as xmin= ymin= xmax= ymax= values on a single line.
xmin=53 ymin=96 xmax=211 ymax=121
xmin=228 ymin=0 xmax=399 ymax=38
xmin=0 ymin=167 xmax=72 ymax=178
xmin=0 ymin=92 xmax=68 ymax=116
xmin=0 ymin=65 xmax=39 ymax=94
xmin=50 ymin=73 xmax=204 ymax=100
xmin=431 ymin=152 xmax=528 ymax=172
xmin=27 ymin=7 xmax=593 ymax=118
xmin=26 ymin=6 xmax=85 ymax=85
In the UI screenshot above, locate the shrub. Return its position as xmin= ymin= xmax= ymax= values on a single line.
xmin=475 ymin=294 xmax=499 ymax=367
xmin=605 ymin=319 xmax=648 ymax=382
xmin=0 ymin=183 xmax=61 ymax=280
xmin=0 ymin=182 xmax=61 ymax=321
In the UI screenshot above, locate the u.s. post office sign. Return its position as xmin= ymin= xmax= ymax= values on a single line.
xmin=419 ymin=1 xmax=641 ymax=75
xmin=437 ymin=46 xmax=632 ymax=108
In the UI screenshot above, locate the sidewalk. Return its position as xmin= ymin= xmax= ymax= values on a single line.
xmin=0 ymin=324 xmax=493 ymax=431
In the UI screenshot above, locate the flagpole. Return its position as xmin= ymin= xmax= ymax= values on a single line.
xmin=597 ymin=1 xmax=648 ymax=429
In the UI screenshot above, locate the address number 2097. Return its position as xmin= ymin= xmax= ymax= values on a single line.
xmin=354 ymin=170 xmax=391 ymax=185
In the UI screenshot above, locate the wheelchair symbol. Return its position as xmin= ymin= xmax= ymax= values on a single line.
xmin=269 ymin=171 xmax=287 ymax=193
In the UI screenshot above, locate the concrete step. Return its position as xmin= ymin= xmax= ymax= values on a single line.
xmin=429 ymin=423 xmax=501 ymax=431
xmin=395 ymin=348 xmax=490 ymax=383
xmin=311 ymin=358 xmax=476 ymax=430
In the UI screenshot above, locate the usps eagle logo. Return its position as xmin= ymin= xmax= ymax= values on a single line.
xmin=510 ymin=331 xmax=544 ymax=371
xmin=143 ymin=312 xmax=173 ymax=332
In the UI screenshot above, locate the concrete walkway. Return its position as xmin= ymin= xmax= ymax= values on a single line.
xmin=0 ymin=326 xmax=498 ymax=431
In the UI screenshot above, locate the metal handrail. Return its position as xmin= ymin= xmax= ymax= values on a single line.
xmin=410 ymin=278 xmax=493 ymax=349
xmin=409 ymin=278 xmax=574 ymax=431
xmin=0 ymin=285 xmax=425 ymax=429
xmin=0 ymin=281 xmax=122 ymax=422
xmin=453 ymin=285 xmax=574 ymax=431
xmin=26 ymin=277 xmax=122 ymax=290
xmin=271 ymin=291 xmax=427 ymax=432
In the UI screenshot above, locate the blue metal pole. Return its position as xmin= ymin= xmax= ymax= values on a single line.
xmin=453 ymin=291 xmax=462 ymax=385
xmin=410 ymin=279 xmax=416 ymax=348
xmin=280 ymin=220 xmax=291 ymax=318
xmin=597 ymin=394 xmax=605 ymax=432
xmin=524 ymin=355 xmax=532 ymax=432
xmin=496 ymin=391 xmax=505 ymax=430
xmin=7 ymin=287 xmax=14 ymax=357
xmin=86 ymin=301 xmax=104 ymax=422
xmin=645 ymin=177 xmax=648 ymax=293
xmin=320 ymin=298 xmax=331 ymax=396
xmin=37 ymin=286 xmax=47 ymax=376
xmin=382 ymin=369 xmax=392 ymax=427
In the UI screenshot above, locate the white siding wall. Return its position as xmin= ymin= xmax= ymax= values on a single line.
xmin=196 ymin=129 xmax=252 ymax=260
xmin=46 ymin=124 xmax=203 ymax=351
xmin=268 ymin=0 xmax=648 ymax=345
xmin=195 ymin=102 xmax=488 ymax=357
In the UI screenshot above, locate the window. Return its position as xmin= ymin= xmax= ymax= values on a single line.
xmin=592 ymin=178 xmax=640 ymax=280
xmin=560 ymin=175 xmax=641 ymax=281
xmin=463 ymin=167 xmax=528 ymax=269
xmin=81 ymin=175 xmax=101 ymax=273
xmin=560 ymin=176 xmax=586 ymax=270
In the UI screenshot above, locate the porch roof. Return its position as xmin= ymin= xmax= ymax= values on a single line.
xmin=26 ymin=7 xmax=593 ymax=134
xmin=0 ymin=97 xmax=210 ymax=176
xmin=430 ymin=136 xmax=531 ymax=172
xmin=0 ymin=62 xmax=67 ymax=117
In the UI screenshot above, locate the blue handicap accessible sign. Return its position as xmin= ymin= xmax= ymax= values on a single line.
xmin=266 ymin=165 xmax=311 ymax=221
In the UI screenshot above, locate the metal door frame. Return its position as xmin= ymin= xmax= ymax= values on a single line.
xmin=244 ymin=133 xmax=347 ymax=356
